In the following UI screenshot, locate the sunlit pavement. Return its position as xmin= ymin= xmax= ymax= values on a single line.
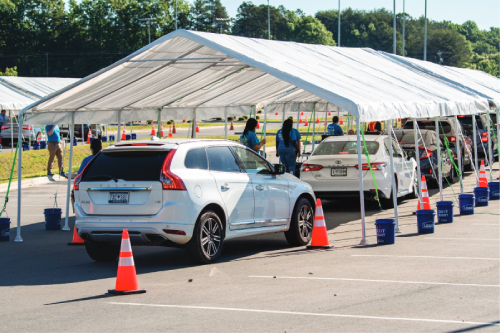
xmin=0 ymin=163 xmax=498 ymax=332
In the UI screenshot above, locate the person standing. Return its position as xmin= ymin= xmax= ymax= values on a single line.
xmin=327 ymin=116 xmax=344 ymax=136
xmin=72 ymin=138 xmax=102 ymax=212
xmin=45 ymin=125 xmax=65 ymax=177
xmin=277 ymin=116 xmax=301 ymax=157
xmin=0 ymin=109 xmax=8 ymax=138
xmin=277 ymin=119 xmax=300 ymax=174
xmin=240 ymin=118 xmax=266 ymax=152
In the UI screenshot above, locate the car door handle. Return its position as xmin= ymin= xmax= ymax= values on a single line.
xmin=255 ymin=185 xmax=264 ymax=191
xmin=221 ymin=184 xmax=230 ymax=191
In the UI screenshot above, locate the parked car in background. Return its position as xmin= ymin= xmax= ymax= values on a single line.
xmin=391 ymin=129 xmax=454 ymax=186
xmin=60 ymin=124 xmax=105 ymax=141
xmin=403 ymin=118 xmax=473 ymax=171
xmin=456 ymin=113 xmax=498 ymax=164
xmin=74 ymin=139 xmax=316 ymax=264
xmin=0 ymin=125 xmax=44 ymax=147
xmin=300 ymin=135 xmax=418 ymax=209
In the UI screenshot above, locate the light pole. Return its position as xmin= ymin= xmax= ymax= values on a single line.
xmin=267 ymin=0 xmax=271 ymax=39
xmin=216 ymin=18 xmax=231 ymax=34
xmin=393 ymin=0 xmax=396 ymax=54
xmin=175 ymin=0 xmax=178 ymax=30
xmin=139 ymin=17 xmax=155 ymax=44
xmin=402 ymin=0 xmax=405 ymax=56
xmin=424 ymin=0 xmax=428 ymax=60
xmin=338 ymin=0 xmax=341 ymax=46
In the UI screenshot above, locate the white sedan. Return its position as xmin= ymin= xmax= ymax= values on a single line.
xmin=300 ymin=135 xmax=418 ymax=208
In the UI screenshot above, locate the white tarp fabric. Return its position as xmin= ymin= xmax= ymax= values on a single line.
xmin=377 ymin=52 xmax=500 ymax=108
xmin=0 ymin=77 xmax=80 ymax=111
xmin=24 ymin=30 xmax=489 ymax=125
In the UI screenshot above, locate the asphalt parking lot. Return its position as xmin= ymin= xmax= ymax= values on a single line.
xmin=1 ymin=164 xmax=499 ymax=332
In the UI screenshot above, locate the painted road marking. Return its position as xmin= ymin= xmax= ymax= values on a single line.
xmin=424 ymin=238 xmax=499 ymax=241
xmin=352 ymin=255 xmax=500 ymax=261
xmin=471 ymin=224 xmax=499 ymax=226
xmin=249 ymin=275 xmax=500 ymax=287
xmin=109 ymin=302 xmax=499 ymax=327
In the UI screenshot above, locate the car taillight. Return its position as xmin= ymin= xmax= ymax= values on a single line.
xmin=355 ymin=162 xmax=386 ymax=170
xmin=453 ymin=152 xmax=457 ymax=158
xmin=1 ymin=126 xmax=8 ymax=130
xmin=338 ymin=151 xmax=349 ymax=154
xmin=482 ymin=137 xmax=488 ymax=143
xmin=458 ymin=115 xmax=466 ymax=118
xmin=73 ymin=172 xmax=82 ymax=190
xmin=161 ymin=149 xmax=186 ymax=190
xmin=22 ymin=126 xmax=32 ymax=130
xmin=301 ymin=164 xmax=323 ymax=172
xmin=163 ymin=229 xmax=186 ymax=235
xmin=419 ymin=147 xmax=433 ymax=160
xmin=481 ymin=132 xmax=488 ymax=137
xmin=448 ymin=136 xmax=456 ymax=142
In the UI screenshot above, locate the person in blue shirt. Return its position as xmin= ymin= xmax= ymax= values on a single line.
xmin=276 ymin=116 xmax=301 ymax=157
xmin=0 ymin=110 xmax=9 ymax=137
xmin=45 ymin=125 xmax=65 ymax=177
xmin=327 ymin=116 xmax=344 ymax=136
xmin=78 ymin=138 xmax=102 ymax=174
xmin=276 ymin=119 xmax=300 ymax=174
xmin=240 ymin=118 xmax=266 ymax=152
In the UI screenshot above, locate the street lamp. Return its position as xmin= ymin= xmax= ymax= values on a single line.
xmin=175 ymin=0 xmax=178 ymax=30
xmin=215 ymin=18 xmax=231 ymax=34
xmin=393 ymin=0 xmax=396 ymax=54
xmin=402 ymin=0 xmax=405 ymax=56
xmin=338 ymin=0 xmax=341 ymax=46
xmin=139 ymin=17 xmax=156 ymax=44
xmin=424 ymin=0 xmax=428 ymax=60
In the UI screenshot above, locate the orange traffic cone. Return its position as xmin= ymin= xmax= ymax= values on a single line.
xmin=307 ymin=199 xmax=333 ymax=249
xmin=304 ymin=118 xmax=309 ymax=127
xmin=168 ymin=126 xmax=173 ymax=137
xmin=68 ymin=227 xmax=84 ymax=246
xmin=150 ymin=123 xmax=156 ymax=136
xmin=300 ymin=111 xmax=304 ymax=116
xmin=87 ymin=128 xmax=91 ymax=143
xmin=195 ymin=121 xmax=200 ymax=132
xmin=275 ymin=111 xmax=278 ymax=115
xmin=417 ymin=176 xmax=431 ymax=210
xmin=172 ymin=122 xmax=177 ymax=134
xmin=182 ymin=119 xmax=186 ymax=123
xmin=37 ymin=132 xmax=41 ymax=143
xmin=160 ymin=123 xmax=164 ymax=137
xmin=340 ymin=115 xmax=344 ymax=125
xmin=328 ymin=111 xmax=331 ymax=116
xmin=108 ymin=229 xmax=146 ymax=295
xmin=256 ymin=119 xmax=260 ymax=129
xmin=316 ymin=116 xmax=320 ymax=124
xmin=479 ymin=160 xmax=488 ymax=187
xmin=299 ymin=116 xmax=302 ymax=124
xmin=121 ymin=129 xmax=126 ymax=140
xmin=230 ymin=119 xmax=234 ymax=130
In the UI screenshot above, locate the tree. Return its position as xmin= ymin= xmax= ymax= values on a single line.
xmin=188 ymin=0 xmax=229 ymax=33
xmin=294 ymin=16 xmax=335 ymax=46
xmin=0 ymin=66 xmax=18 ymax=76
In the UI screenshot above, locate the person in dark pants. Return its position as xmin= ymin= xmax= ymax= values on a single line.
xmin=45 ymin=125 xmax=65 ymax=177
xmin=0 ymin=110 xmax=8 ymax=137
xmin=276 ymin=119 xmax=300 ymax=174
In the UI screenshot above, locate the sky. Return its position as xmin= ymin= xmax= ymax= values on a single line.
xmin=224 ymin=0 xmax=500 ymax=31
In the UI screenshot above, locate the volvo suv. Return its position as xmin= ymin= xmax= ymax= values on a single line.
xmin=74 ymin=139 xmax=316 ymax=264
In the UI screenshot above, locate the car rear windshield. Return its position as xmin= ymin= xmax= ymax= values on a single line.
xmin=403 ymin=121 xmax=452 ymax=134
xmin=313 ymin=141 xmax=379 ymax=155
xmin=457 ymin=115 xmax=483 ymax=135
xmin=400 ymin=133 xmax=434 ymax=146
xmin=81 ymin=150 xmax=169 ymax=182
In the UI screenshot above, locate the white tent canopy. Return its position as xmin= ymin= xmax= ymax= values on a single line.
xmin=0 ymin=77 xmax=80 ymax=111
xmin=23 ymin=30 xmax=489 ymax=125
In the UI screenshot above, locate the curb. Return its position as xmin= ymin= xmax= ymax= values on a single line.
xmin=0 ymin=175 xmax=67 ymax=193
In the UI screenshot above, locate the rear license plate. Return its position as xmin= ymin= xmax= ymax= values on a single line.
xmin=331 ymin=167 xmax=347 ymax=176
xmin=109 ymin=192 xmax=129 ymax=204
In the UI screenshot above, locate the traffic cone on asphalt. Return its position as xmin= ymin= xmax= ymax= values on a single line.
xmin=121 ymin=129 xmax=126 ymax=140
xmin=301 ymin=111 xmax=304 ymax=116
xmin=275 ymin=111 xmax=278 ymax=115
xmin=87 ymin=128 xmax=92 ymax=143
xmin=108 ymin=229 xmax=146 ymax=295
xmin=304 ymin=118 xmax=309 ymax=127
xmin=37 ymin=132 xmax=41 ymax=143
xmin=172 ymin=122 xmax=177 ymax=134
xmin=307 ymin=199 xmax=333 ymax=249
xmin=160 ymin=123 xmax=164 ymax=137
xmin=328 ymin=111 xmax=331 ymax=116
xmin=256 ymin=119 xmax=260 ymax=129
xmin=182 ymin=119 xmax=186 ymax=123
xmin=340 ymin=115 xmax=344 ymax=125
xmin=68 ymin=227 xmax=84 ymax=245
xmin=230 ymin=119 xmax=234 ymax=130
xmin=168 ymin=126 xmax=173 ymax=138
xmin=150 ymin=123 xmax=156 ymax=136
xmin=299 ymin=116 xmax=302 ymax=124
xmin=417 ymin=176 xmax=431 ymax=210
xmin=479 ymin=160 xmax=488 ymax=187
xmin=195 ymin=121 xmax=200 ymax=132
xmin=316 ymin=116 xmax=320 ymax=124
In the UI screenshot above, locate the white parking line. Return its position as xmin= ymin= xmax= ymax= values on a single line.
xmin=471 ymin=224 xmax=499 ymax=226
xmin=109 ymin=302 xmax=499 ymax=327
xmin=424 ymin=237 xmax=499 ymax=241
xmin=249 ymin=275 xmax=500 ymax=287
xmin=352 ymin=255 xmax=500 ymax=261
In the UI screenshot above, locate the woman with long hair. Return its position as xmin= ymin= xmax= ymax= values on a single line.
xmin=276 ymin=118 xmax=299 ymax=174
xmin=240 ymin=118 xmax=266 ymax=151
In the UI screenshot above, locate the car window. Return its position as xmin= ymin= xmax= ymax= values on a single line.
xmin=206 ymin=146 xmax=241 ymax=173
xmin=403 ymin=121 xmax=452 ymax=135
xmin=232 ymin=147 xmax=272 ymax=174
xmin=392 ymin=140 xmax=403 ymax=157
xmin=184 ymin=148 xmax=208 ymax=170
xmin=313 ymin=141 xmax=379 ymax=155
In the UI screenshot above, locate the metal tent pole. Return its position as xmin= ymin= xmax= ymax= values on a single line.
xmin=282 ymin=108 xmax=286 ymax=123
xmin=296 ymin=109 xmax=300 ymax=131
xmin=356 ymin=118 xmax=367 ymax=245
xmin=157 ymin=110 xmax=162 ymax=138
xmin=82 ymin=124 xmax=84 ymax=145
xmin=424 ymin=0 xmax=428 ymax=61
xmin=192 ymin=109 xmax=196 ymax=139
xmin=436 ymin=117 xmax=443 ymax=201
xmin=10 ymin=111 xmax=13 ymax=152
xmin=117 ymin=111 xmax=122 ymax=142
xmin=393 ymin=0 xmax=396 ymax=54
xmin=224 ymin=107 xmax=228 ymax=140
xmin=63 ymin=113 xmax=75 ymax=231
xmin=414 ymin=118 xmax=422 ymax=199
xmin=312 ymin=104 xmax=316 ymax=151
xmin=487 ymin=112 xmax=493 ymax=181
xmin=455 ymin=116 xmax=463 ymax=194
xmin=263 ymin=105 xmax=268 ymax=154
xmin=15 ymin=108 xmax=28 ymax=242
xmin=324 ymin=110 xmax=328 ymax=134
xmin=338 ymin=0 xmax=341 ymax=46
xmin=402 ymin=0 xmax=406 ymax=56
xmin=473 ymin=114 xmax=479 ymax=186
xmin=388 ymin=120 xmax=400 ymax=232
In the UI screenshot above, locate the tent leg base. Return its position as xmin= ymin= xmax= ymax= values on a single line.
xmin=14 ymin=236 xmax=23 ymax=242
xmin=359 ymin=238 xmax=369 ymax=246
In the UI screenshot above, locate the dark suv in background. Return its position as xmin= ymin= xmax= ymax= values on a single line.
xmin=456 ymin=113 xmax=498 ymax=164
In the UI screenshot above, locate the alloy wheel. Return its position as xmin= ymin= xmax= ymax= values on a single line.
xmin=201 ymin=217 xmax=221 ymax=258
xmin=298 ymin=205 xmax=313 ymax=241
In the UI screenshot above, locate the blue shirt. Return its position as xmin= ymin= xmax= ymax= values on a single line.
xmin=240 ymin=131 xmax=259 ymax=151
xmin=276 ymin=129 xmax=299 ymax=148
xmin=45 ymin=125 xmax=60 ymax=143
xmin=0 ymin=113 xmax=8 ymax=125
xmin=327 ymin=123 xmax=344 ymax=136
xmin=78 ymin=155 xmax=94 ymax=174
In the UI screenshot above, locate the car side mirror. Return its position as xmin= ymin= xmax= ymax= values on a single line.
xmin=273 ymin=164 xmax=286 ymax=175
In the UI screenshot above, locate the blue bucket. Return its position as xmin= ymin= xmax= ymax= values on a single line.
xmin=416 ymin=210 xmax=435 ymax=234
xmin=44 ymin=208 xmax=61 ymax=230
xmin=0 ymin=217 xmax=10 ymax=241
xmin=89 ymin=137 xmax=94 ymax=143
xmin=374 ymin=219 xmax=396 ymax=245
xmin=109 ymin=135 xmax=115 ymax=142
xmin=22 ymin=144 xmax=30 ymax=151
xmin=40 ymin=141 xmax=47 ymax=149
xmin=131 ymin=133 xmax=137 ymax=140
xmin=458 ymin=194 xmax=475 ymax=215
xmin=474 ymin=187 xmax=489 ymax=207
xmin=488 ymin=182 xmax=500 ymax=200
xmin=32 ymin=142 xmax=40 ymax=150
xmin=126 ymin=134 xmax=131 ymax=140
xmin=436 ymin=201 xmax=454 ymax=223
xmin=73 ymin=138 xmax=78 ymax=146
xmin=101 ymin=136 xmax=108 ymax=142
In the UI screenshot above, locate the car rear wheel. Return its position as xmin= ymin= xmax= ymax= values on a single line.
xmin=285 ymin=198 xmax=314 ymax=247
xmin=84 ymin=241 xmax=120 ymax=262
xmin=186 ymin=210 xmax=224 ymax=264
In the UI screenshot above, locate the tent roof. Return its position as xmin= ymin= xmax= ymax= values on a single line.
xmin=23 ymin=30 xmax=489 ymax=125
xmin=0 ymin=77 xmax=80 ymax=111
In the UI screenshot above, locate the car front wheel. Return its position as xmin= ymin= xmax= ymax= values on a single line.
xmin=285 ymin=198 xmax=314 ymax=247
xmin=186 ymin=210 xmax=224 ymax=264
xmin=84 ymin=241 xmax=120 ymax=262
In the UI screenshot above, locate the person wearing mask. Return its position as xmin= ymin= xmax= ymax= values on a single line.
xmin=240 ymin=118 xmax=266 ymax=152
xmin=45 ymin=124 xmax=65 ymax=177
xmin=276 ymin=117 xmax=301 ymax=158
xmin=327 ymin=116 xmax=344 ymax=136
xmin=0 ymin=110 xmax=8 ymax=138
xmin=277 ymin=119 xmax=300 ymax=174
xmin=72 ymin=138 xmax=102 ymax=212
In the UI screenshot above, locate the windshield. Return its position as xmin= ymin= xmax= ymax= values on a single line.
xmin=400 ymin=132 xmax=434 ymax=146
xmin=457 ymin=115 xmax=483 ymax=135
xmin=313 ymin=141 xmax=379 ymax=155
xmin=403 ymin=120 xmax=452 ymax=135
xmin=82 ymin=150 xmax=169 ymax=182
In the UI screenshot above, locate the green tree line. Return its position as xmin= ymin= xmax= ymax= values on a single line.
xmin=0 ymin=0 xmax=498 ymax=78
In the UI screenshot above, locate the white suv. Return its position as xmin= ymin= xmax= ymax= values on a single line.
xmin=74 ymin=139 xmax=316 ymax=264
